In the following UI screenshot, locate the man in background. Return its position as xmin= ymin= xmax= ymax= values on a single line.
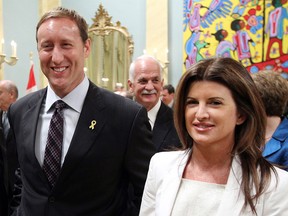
xmin=0 ymin=80 xmax=18 ymax=216
xmin=128 ymin=55 xmax=181 ymax=152
xmin=161 ymin=84 xmax=175 ymax=109
xmin=114 ymin=83 xmax=127 ymax=97
xmin=0 ymin=80 xmax=18 ymax=139
xmin=252 ymin=70 xmax=288 ymax=170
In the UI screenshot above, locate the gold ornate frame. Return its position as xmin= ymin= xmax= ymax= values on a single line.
xmin=86 ymin=4 xmax=134 ymax=91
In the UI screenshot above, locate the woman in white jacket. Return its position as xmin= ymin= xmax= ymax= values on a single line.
xmin=140 ymin=57 xmax=288 ymax=216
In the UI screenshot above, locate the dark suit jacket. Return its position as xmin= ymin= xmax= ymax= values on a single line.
xmin=7 ymin=81 xmax=155 ymax=216
xmin=152 ymin=102 xmax=181 ymax=152
xmin=0 ymin=110 xmax=9 ymax=216
xmin=0 ymin=133 xmax=8 ymax=216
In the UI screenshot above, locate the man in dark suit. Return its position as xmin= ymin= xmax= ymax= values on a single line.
xmin=7 ymin=7 xmax=155 ymax=216
xmin=128 ymin=55 xmax=181 ymax=152
xmin=0 ymin=80 xmax=18 ymax=216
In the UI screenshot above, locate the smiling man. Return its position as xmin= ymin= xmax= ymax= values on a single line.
xmin=128 ymin=55 xmax=180 ymax=152
xmin=7 ymin=7 xmax=155 ymax=216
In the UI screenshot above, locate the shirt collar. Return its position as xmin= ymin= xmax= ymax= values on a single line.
xmin=45 ymin=76 xmax=89 ymax=113
xmin=148 ymin=99 xmax=161 ymax=127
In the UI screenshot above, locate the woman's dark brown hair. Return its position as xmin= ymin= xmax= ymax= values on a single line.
xmin=174 ymin=57 xmax=276 ymax=214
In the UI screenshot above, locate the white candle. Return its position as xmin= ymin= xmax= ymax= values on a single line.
xmin=1 ymin=39 xmax=4 ymax=54
xmin=14 ymin=42 xmax=17 ymax=57
xmin=166 ymin=48 xmax=169 ymax=61
xmin=11 ymin=40 xmax=17 ymax=57
xmin=153 ymin=49 xmax=157 ymax=58
xmin=143 ymin=49 xmax=147 ymax=55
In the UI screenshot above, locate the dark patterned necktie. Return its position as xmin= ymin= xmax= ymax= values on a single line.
xmin=43 ymin=100 xmax=67 ymax=188
xmin=2 ymin=111 xmax=9 ymax=139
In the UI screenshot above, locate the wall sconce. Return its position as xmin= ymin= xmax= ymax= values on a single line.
xmin=160 ymin=60 xmax=169 ymax=70
xmin=0 ymin=39 xmax=18 ymax=69
xmin=162 ymin=48 xmax=169 ymax=69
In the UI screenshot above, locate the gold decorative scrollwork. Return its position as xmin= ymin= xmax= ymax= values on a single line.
xmin=86 ymin=4 xmax=134 ymax=91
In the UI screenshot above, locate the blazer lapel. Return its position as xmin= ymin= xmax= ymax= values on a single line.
xmin=217 ymin=157 xmax=245 ymax=216
xmin=157 ymin=153 xmax=188 ymax=215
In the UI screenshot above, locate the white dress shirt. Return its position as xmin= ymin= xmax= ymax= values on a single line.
xmin=35 ymin=76 xmax=89 ymax=166
xmin=171 ymin=179 xmax=225 ymax=216
xmin=147 ymin=99 xmax=161 ymax=130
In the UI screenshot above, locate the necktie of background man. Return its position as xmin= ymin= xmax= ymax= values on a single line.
xmin=2 ymin=111 xmax=9 ymax=139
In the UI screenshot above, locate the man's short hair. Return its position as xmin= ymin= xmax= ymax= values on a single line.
xmin=163 ymin=84 xmax=175 ymax=94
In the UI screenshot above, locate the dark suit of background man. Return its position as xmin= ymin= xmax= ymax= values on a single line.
xmin=128 ymin=55 xmax=181 ymax=152
xmin=0 ymin=80 xmax=18 ymax=216
xmin=7 ymin=7 xmax=155 ymax=216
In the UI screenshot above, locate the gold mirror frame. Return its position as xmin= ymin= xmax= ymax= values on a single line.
xmin=86 ymin=4 xmax=134 ymax=91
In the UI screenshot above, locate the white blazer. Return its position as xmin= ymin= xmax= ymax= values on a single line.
xmin=140 ymin=151 xmax=288 ymax=216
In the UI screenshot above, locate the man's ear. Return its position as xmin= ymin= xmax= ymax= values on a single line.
xmin=127 ymin=80 xmax=134 ymax=93
xmin=84 ymin=39 xmax=91 ymax=57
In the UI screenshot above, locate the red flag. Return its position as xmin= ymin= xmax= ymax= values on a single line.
xmin=26 ymin=63 xmax=37 ymax=94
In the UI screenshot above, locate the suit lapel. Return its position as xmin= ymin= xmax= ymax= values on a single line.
xmin=153 ymin=103 xmax=171 ymax=150
xmin=22 ymin=90 xmax=46 ymax=165
xmin=22 ymin=89 xmax=48 ymax=181
xmin=58 ymin=83 xmax=106 ymax=184
xmin=0 ymin=110 xmax=3 ymax=128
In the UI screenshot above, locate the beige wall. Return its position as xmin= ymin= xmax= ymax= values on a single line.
xmin=0 ymin=0 xmax=4 ymax=79
xmin=39 ymin=0 xmax=61 ymax=16
xmin=146 ymin=0 xmax=168 ymax=84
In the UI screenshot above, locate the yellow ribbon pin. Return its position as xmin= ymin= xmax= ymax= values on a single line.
xmin=89 ymin=120 xmax=97 ymax=130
